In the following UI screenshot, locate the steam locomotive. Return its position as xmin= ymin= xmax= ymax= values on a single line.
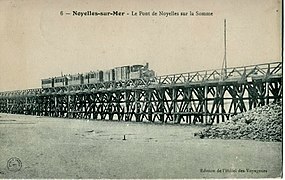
xmin=41 ymin=63 xmax=155 ymax=88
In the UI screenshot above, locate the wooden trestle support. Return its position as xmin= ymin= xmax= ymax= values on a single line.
xmin=0 ymin=62 xmax=282 ymax=124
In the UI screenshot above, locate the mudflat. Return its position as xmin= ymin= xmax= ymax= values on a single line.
xmin=0 ymin=113 xmax=282 ymax=178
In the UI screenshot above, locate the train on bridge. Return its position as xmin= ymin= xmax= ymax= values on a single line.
xmin=41 ymin=63 xmax=155 ymax=88
xmin=0 ymin=61 xmax=282 ymax=125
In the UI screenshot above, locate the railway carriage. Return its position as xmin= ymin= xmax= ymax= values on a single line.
xmin=54 ymin=76 xmax=68 ymax=87
xmin=114 ymin=66 xmax=130 ymax=81
xmin=114 ymin=67 xmax=122 ymax=81
xmin=103 ymin=70 xmax=111 ymax=82
xmin=41 ymin=63 xmax=155 ymax=88
xmin=83 ymin=73 xmax=89 ymax=84
xmin=121 ymin=66 xmax=130 ymax=80
xmin=69 ymin=74 xmax=84 ymax=86
xmin=88 ymin=71 xmax=103 ymax=84
xmin=41 ymin=78 xmax=53 ymax=88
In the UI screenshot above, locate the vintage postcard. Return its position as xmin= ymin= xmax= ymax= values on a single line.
xmin=0 ymin=0 xmax=282 ymax=179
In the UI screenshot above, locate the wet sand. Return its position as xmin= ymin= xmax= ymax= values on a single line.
xmin=0 ymin=113 xmax=282 ymax=178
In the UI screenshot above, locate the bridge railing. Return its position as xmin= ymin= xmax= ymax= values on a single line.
xmin=155 ymin=61 xmax=282 ymax=85
xmin=0 ymin=88 xmax=43 ymax=98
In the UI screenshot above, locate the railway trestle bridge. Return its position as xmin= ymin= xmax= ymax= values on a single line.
xmin=0 ymin=62 xmax=282 ymax=124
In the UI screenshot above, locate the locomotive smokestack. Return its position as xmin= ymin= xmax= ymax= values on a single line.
xmin=145 ymin=62 xmax=149 ymax=68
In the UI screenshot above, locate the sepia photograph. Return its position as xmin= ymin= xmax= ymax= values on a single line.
xmin=0 ymin=0 xmax=282 ymax=179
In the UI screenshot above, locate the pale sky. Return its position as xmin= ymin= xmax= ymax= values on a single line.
xmin=0 ymin=0 xmax=281 ymax=91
